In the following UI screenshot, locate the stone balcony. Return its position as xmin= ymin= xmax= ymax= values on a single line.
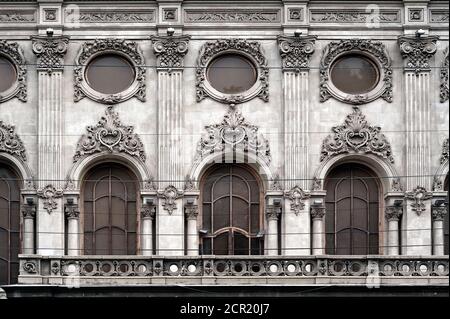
xmin=17 ymin=255 xmax=449 ymax=286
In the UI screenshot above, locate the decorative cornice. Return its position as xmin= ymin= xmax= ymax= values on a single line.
xmin=0 ymin=40 xmax=27 ymax=103
xmin=391 ymin=178 xmax=404 ymax=192
xmin=185 ymin=9 xmax=281 ymax=23
xmin=0 ymin=120 xmax=27 ymax=162
xmin=432 ymin=205 xmax=448 ymax=221
xmin=266 ymin=205 xmax=281 ymax=221
xmin=285 ymin=186 xmax=310 ymax=215
xmin=74 ymin=38 xmax=146 ymax=103
xmin=441 ymin=48 xmax=449 ymax=103
xmin=158 ymin=185 xmax=183 ymax=215
xmin=319 ymin=39 xmax=392 ymax=105
xmin=64 ymin=202 xmax=80 ymax=219
xmin=141 ymin=203 xmax=156 ymax=220
xmin=185 ymin=204 xmax=199 ymax=220
xmin=405 ymin=186 xmax=432 ymax=216
xmin=31 ymin=36 xmax=69 ymax=73
xmin=320 ymin=106 xmax=394 ymax=163
xmin=65 ymin=9 xmax=155 ymax=23
xmin=310 ymin=205 xmax=325 ymax=220
xmin=278 ymin=35 xmax=316 ymax=72
xmin=37 ymin=185 xmax=63 ymax=214
xmin=195 ymin=108 xmax=271 ymax=165
xmin=151 ymin=35 xmax=190 ymax=71
xmin=73 ymin=106 xmax=146 ymax=163
xmin=196 ymin=39 xmax=269 ymax=104
xmin=385 ymin=206 xmax=403 ymax=221
xmin=440 ymin=138 xmax=449 ymax=164
xmin=398 ymin=35 xmax=439 ymax=75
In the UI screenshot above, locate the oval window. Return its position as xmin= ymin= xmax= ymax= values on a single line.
xmin=207 ymin=54 xmax=257 ymax=94
xmin=0 ymin=56 xmax=17 ymax=93
xmin=85 ymin=54 xmax=135 ymax=94
xmin=330 ymin=54 xmax=380 ymax=95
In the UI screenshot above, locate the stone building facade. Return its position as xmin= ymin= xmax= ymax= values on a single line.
xmin=0 ymin=0 xmax=448 ymax=295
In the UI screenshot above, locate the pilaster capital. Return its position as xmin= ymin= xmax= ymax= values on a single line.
xmin=432 ymin=205 xmax=448 ymax=221
xmin=64 ymin=202 xmax=79 ymax=219
xmin=278 ymin=35 xmax=316 ymax=72
xmin=385 ymin=205 xmax=403 ymax=221
xmin=31 ymin=35 xmax=69 ymax=72
xmin=266 ymin=205 xmax=281 ymax=221
xmin=310 ymin=205 xmax=325 ymax=220
xmin=398 ymin=34 xmax=439 ymax=74
xmin=141 ymin=203 xmax=156 ymax=220
xmin=22 ymin=198 xmax=36 ymax=219
xmin=185 ymin=204 xmax=199 ymax=220
xmin=150 ymin=34 xmax=190 ymax=71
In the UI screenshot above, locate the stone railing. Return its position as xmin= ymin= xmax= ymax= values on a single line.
xmin=18 ymin=255 xmax=449 ymax=286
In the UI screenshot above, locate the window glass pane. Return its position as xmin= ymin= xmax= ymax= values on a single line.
xmin=213 ymin=198 xmax=230 ymax=232
xmin=331 ymin=55 xmax=379 ymax=94
xmin=233 ymin=232 xmax=249 ymax=255
xmin=202 ymin=204 xmax=211 ymax=232
xmin=232 ymin=197 xmax=249 ymax=231
xmin=207 ymin=55 xmax=257 ymax=94
xmin=85 ymin=54 xmax=135 ymax=94
xmin=0 ymin=56 xmax=16 ymax=92
xmin=213 ymin=232 xmax=229 ymax=255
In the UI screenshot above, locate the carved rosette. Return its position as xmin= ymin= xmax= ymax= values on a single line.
xmin=158 ymin=185 xmax=184 ymax=215
xmin=398 ymin=35 xmax=439 ymax=75
xmin=285 ymin=186 xmax=310 ymax=215
xmin=31 ymin=36 xmax=69 ymax=72
xmin=319 ymin=39 xmax=392 ymax=105
xmin=73 ymin=106 xmax=146 ymax=163
xmin=441 ymin=47 xmax=449 ymax=102
xmin=151 ymin=35 xmax=190 ymax=71
xmin=141 ymin=203 xmax=156 ymax=220
xmin=37 ymin=185 xmax=63 ymax=214
xmin=22 ymin=261 xmax=37 ymax=274
xmin=385 ymin=206 xmax=403 ymax=221
xmin=64 ymin=203 xmax=80 ymax=219
xmin=391 ymin=178 xmax=404 ymax=192
xmin=196 ymin=39 xmax=269 ymax=104
xmin=185 ymin=204 xmax=199 ymax=220
xmin=310 ymin=206 xmax=325 ymax=220
xmin=195 ymin=108 xmax=271 ymax=165
xmin=405 ymin=186 xmax=432 ymax=216
xmin=440 ymin=138 xmax=449 ymax=164
xmin=432 ymin=206 xmax=448 ymax=221
xmin=0 ymin=40 xmax=27 ymax=103
xmin=266 ymin=205 xmax=281 ymax=221
xmin=0 ymin=120 xmax=27 ymax=162
xmin=22 ymin=202 xmax=36 ymax=219
xmin=74 ymin=38 xmax=146 ymax=103
xmin=320 ymin=106 xmax=394 ymax=163
xmin=278 ymin=35 xmax=316 ymax=72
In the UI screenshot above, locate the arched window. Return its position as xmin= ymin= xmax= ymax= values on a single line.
xmin=324 ymin=163 xmax=380 ymax=255
xmin=82 ymin=163 xmax=139 ymax=255
xmin=0 ymin=163 xmax=21 ymax=285
xmin=200 ymin=164 xmax=263 ymax=255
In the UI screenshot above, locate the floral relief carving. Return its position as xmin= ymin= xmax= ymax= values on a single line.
xmin=391 ymin=178 xmax=404 ymax=192
xmin=440 ymin=138 xmax=449 ymax=164
xmin=196 ymin=39 xmax=269 ymax=104
xmin=278 ymin=35 xmax=316 ymax=72
xmin=310 ymin=10 xmax=400 ymax=23
xmin=312 ymin=177 xmax=322 ymax=191
xmin=0 ymin=10 xmax=36 ymax=22
xmin=65 ymin=9 xmax=155 ymax=23
xmin=0 ymin=40 xmax=27 ymax=103
xmin=432 ymin=176 xmax=443 ymax=191
xmin=184 ymin=176 xmax=197 ymax=191
xmin=185 ymin=10 xmax=280 ymax=23
xmin=158 ymin=185 xmax=184 ymax=215
xmin=37 ymin=185 xmax=63 ymax=214
xmin=385 ymin=206 xmax=403 ymax=221
xmin=31 ymin=36 xmax=69 ymax=72
xmin=74 ymin=38 xmax=146 ymax=104
xmin=398 ymin=35 xmax=438 ymax=75
xmin=285 ymin=186 xmax=310 ymax=215
xmin=151 ymin=35 xmax=190 ymax=70
xmin=0 ymin=120 xmax=27 ymax=162
xmin=270 ymin=175 xmax=283 ymax=191
xmin=441 ymin=47 xmax=449 ymax=103
xmin=432 ymin=206 xmax=448 ymax=221
xmin=73 ymin=106 xmax=146 ymax=163
xmin=405 ymin=186 xmax=432 ymax=216
xmin=195 ymin=107 xmax=271 ymax=165
xmin=320 ymin=106 xmax=394 ymax=163
xmin=319 ymin=39 xmax=392 ymax=105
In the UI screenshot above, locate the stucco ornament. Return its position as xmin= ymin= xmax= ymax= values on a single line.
xmin=74 ymin=38 xmax=146 ymax=103
xmin=0 ymin=40 xmax=27 ymax=103
xmin=31 ymin=36 xmax=69 ymax=72
xmin=319 ymin=39 xmax=393 ymax=105
xmin=405 ymin=186 xmax=432 ymax=216
xmin=278 ymin=35 xmax=316 ymax=72
xmin=151 ymin=34 xmax=190 ymax=71
xmin=398 ymin=35 xmax=439 ymax=75
xmin=73 ymin=106 xmax=146 ymax=162
xmin=196 ymin=39 xmax=269 ymax=104
xmin=440 ymin=138 xmax=449 ymax=164
xmin=441 ymin=47 xmax=449 ymax=102
xmin=0 ymin=120 xmax=27 ymax=162
xmin=321 ymin=106 xmax=394 ymax=163
xmin=285 ymin=186 xmax=310 ymax=215
xmin=195 ymin=107 xmax=271 ymax=165
xmin=37 ymin=185 xmax=63 ymax=214
xmin=158 ymin=185 xmax=184 ymax=215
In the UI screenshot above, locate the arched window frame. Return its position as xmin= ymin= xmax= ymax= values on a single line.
xmin=0 ymin=40 xmax=27 ymax=103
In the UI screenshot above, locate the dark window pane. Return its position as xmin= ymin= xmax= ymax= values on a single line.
xmin=202 ymin=238 xmax=212 ymax=255
xmin=213 ymin=197 xmax=230 ymax=232
xmin=232 ymin=197 xmax=249 ymax=231
xmin=0 ymin=56 xmax=16 ymax=92
xmin=85 ymin=54 xmax=135 ymax=94
xmin=233 ymin=232 xmax=249 ymax=255
xmin=330 ymin=55 xmax=379 ymax=94
xmin=202 ymin=204 xmax=212 ymax=232
xmin=214 ymin=232 xmax=229 ymax=255
xmin=207 ymin=55 xmax=257 ymax=94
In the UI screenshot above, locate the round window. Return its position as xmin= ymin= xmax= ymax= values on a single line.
xmin=330 ymin=54 xmax=380 ymax=95
xmin=0 ymin=56 xmax=17 ymax=93
xmin=85 ymin=54 xmax=135 ymax=95
xmin=207 ymin=54 xmax=257 ymax=94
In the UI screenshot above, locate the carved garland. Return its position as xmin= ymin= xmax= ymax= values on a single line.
xmin=405 ymin=186 xmax=432 ymax=216
xmin=158 ymin=185 xmax=184 ymax=215
xmin=0 ymin=40 xmax=27 ymax=103
xmin=0 ymin=120 xmax=27 ymax=162
xmin=73 ymin=105 xmax=146 ymax=163
xmin=285 ymin=186 xmax=310 ymax=215
xmin=74 ymin=38 xmax=146 ymax=104
xmin=320 ymin=39 xmax=393 ymax=105
xmin=37 ymin=185 xmax=63 ymax=214
xmin=194 ymin=107 xmax=271 ymax=165
xmin=320 ymin=106 xmax=394 ymax=163
xmin=441 ymin=47 xmax=449 ymax=103
xmin=196 ymin=39 xmax=269 ymax=104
